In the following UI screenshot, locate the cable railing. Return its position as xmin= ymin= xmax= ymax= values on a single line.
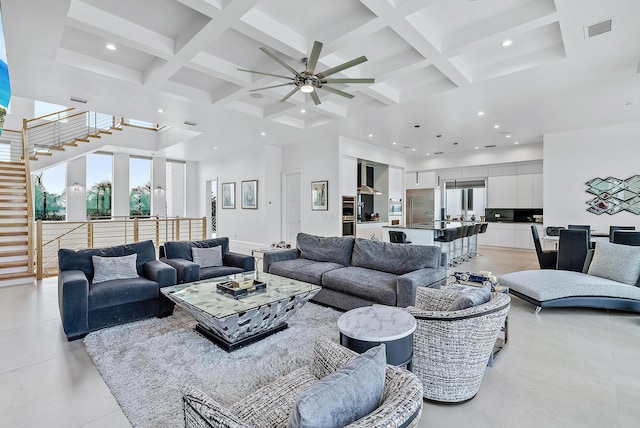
xmin=35 ymin=216 xmax=207 ymax=279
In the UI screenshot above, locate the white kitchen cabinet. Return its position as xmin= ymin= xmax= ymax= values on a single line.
xmin=516 ymin=174 xmax=533 ymax=208
xmin=487 ymin=176 xmax=502 ymax=208
xmin=532 ymin=173 xmax=543 ymax=208
xmin=502 ymin=175 xmax=517 ymax=207
xmin=479 ymin=223 xmax=543 ymax=249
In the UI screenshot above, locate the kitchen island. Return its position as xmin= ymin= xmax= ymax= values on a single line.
xmin=382 ymin=222 xmax=474 ymax=245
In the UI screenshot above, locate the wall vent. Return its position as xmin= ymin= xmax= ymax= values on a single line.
xmin=69 ymin=96 xmax=89 ymax=104
xmin=433 ymin=151 xmax=444 ymax=155
xmin=484 ymin=144 xmax=497 ymax=148
xmin=184 ymin=120 xmax=198 ymax=126
xmin=586 ymin=19 xmax=612 ymax=38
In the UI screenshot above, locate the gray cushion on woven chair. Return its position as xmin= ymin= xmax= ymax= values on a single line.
xmin=191 ymin=246 xmax=223 ymax=268
xmin=447 ymin=286 xmax=491 ymax=311
xmin=91 ymin=253 xmax=139 ymax=284
xmin=287 ymin=344 xmax=387 ymax=428
xmin=587 ymin=241 xmax=640 ymax=286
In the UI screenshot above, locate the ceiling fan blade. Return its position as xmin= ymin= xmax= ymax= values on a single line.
xmin=249 ymin=82 xmax=295 ymax=92
xmin=306 ymin=41 xmax=323 ymax=75
xmin=319 ymin=86 xmax=355 ymax=99
xmin=316 ymin=56 xmax=368 ymax=79
xmin=310 ymin=91 xmax=321 ymax=105
xmin=280 ymin=87 xmax=300 ymax=102
xmin=321 ymin=78 xmax=375 ymax=84
xmin=260 ymin=47 xmax=302 ymax=77
xmin=237 ymin=68 xmax=294 ymax=80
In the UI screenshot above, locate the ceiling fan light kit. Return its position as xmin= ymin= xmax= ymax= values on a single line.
xmin=238 ymin=41 xmax=375 ymax=105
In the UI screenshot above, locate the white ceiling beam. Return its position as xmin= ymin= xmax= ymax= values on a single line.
xmin=56 ymin=48 xmax=143 ymax=84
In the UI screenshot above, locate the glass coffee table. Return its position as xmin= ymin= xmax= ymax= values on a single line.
xmin=161 ymin=272 xmax=320 ymax=351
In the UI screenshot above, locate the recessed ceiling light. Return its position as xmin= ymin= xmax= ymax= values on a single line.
xmin=261 ymin=132 xmax=266 ymax=136
xmin=514 ymin=141 xmax=519 ymax=144
xmin=300 ymin=109 xmax=306 ymax=113
xmin=477 ymin=111 xmax=484 ymax=116
xmin=494 ymin=124 xmax=500 ymax=129
xmin=106 ymin=43 xmax=116 ymax=51
xmin=368 ymin=134 xmax=373 ymax=138
xmin=157 ymin=108 xmax=164 ymax=113
xmin=392 ymin=142 xmax=397 ymax=145
xmin=412 ymin=148 xmax=416 ymax=151
xmin=213 ymin=147 xmax=218 ymax=150
xmin=506 ymin=134 xmax=511 ymax=138
xmin=475 ymin=146 xmax=479 ymax=150
xmin=426 ymin=153 xmax=430 ymax=156
xmin=502 ymin=40 xmax=512 ymax=47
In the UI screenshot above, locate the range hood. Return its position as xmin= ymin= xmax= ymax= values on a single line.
xmin=357 ymin=162 xmax=381 ymax=195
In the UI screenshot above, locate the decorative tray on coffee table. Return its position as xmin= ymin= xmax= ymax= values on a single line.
xmin=216 ymin=280 xmax=266 ymax=299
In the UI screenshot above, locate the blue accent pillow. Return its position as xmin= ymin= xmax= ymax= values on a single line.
xmin=287 ymin=344 xmax=386 ymax=428
xmin=448 ymin=286 xmax=491 ymax=311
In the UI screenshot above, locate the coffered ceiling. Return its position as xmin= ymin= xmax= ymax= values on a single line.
xmin=2 ymin=0 xmax=640 ymax=161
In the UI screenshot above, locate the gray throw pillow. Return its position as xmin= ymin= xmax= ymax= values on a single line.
xmin=191 ymin=246 xmax=223 ymax=268
xmin=587 ymin=241 xmax=640 ymax=286
xmin=92 ymin=253 xmax=139 ymax=284
xmin=448 ymin=286 xmax=491 ymax=311
xmin=287 ymin=344 xmax=386 ymax=428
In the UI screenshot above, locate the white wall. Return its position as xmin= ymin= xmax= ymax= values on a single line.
xmin=544 ymin=121 xmax=640 ymax=231
xmin=112 ymin=153 xmax=130 ymax=217
xmin=66 ymin=157 xmax=86 ymax=221
xmin=151 ymin=156 xmax=167 ymax=216
xmin=282 ymin=138 xmax=340 ymax=236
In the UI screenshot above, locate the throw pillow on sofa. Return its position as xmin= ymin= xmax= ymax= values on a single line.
xmin=287 ymin=344 xmax=386 ymax=428
xmin=191 ymin=246 xmax=223 ymax=268
xmin=587 ymin=241 xmax=640 ymax=286
xmin=92 ymin=253 xmax=139 ymax=284
xmin=297 ymin=232 xmax=354 ymax=267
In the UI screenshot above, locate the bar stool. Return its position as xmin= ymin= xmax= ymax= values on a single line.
xmin=434 ymin=228 xmax=456 ymax=266
xmin=452 ymin=226 xmax=468 ymax=265
xmin=467 ymin=223 xmax=481 ymax=258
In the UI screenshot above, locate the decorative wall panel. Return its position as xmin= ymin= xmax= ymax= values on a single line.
xmin=586 ymin=175 xmax=640 ymax=215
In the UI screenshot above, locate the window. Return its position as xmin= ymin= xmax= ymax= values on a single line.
xmin=166 ymin=161 xmax=185 ymax=217
xmin=445 ymin=180 xmax=486 ymax=221
xmin=86 ymin=153 xmax=113 ymax=218
xmin=34 ymin=100 xmax=67 ymax=120
xmin=34 ymin=163 xmax=66 ymax=220
xmin=129 ymin=157 xmax=151 ymax=216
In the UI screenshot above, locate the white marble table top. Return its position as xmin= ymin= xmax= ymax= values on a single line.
xmin=337 ymin=305 xmax=416 ymax=342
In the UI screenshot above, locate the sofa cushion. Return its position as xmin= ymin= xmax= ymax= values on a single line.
xmin=322 ymin=267 xmax=397 ymax=305
xmin=231 ymin=366 xmax=319 ymax=428
xmin=270 ymin=258 xmax=345 ymax=286
xmin=88 ymin=277 xmax=159 ymax=310
xmin=499 ymin=270 xmax=640 ymax=302
xmin=587 ymin=241 xmax=640 ymax=286
xmin=351 ymin=238 xmax=441 ymax=275
xmin=59 ymin=240 xmax=156 ymax=280
xmin=92 ymin=254 xmax=139 ymax=284
xmin=199 ymin=266 xmax=244 ymax=280
xmin=297 ymin=233 xmax=354 ymax=267
xmin=164 ymin=238 xmax=230 ymax=262
xmin=447 ymin=286 xmax=491 ymax=311
xmin=191 ymin=246 xmax=223 ymax=268
xmin=287 ymin=344 xmax=386 ymax=428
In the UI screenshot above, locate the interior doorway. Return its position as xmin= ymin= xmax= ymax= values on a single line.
xmin=207 ymin=179 xmax=217 ymax=238
xmin=282 ymin=170 xmax=302 ymax=245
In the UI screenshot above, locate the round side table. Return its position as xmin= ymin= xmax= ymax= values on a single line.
xmin=337 ymin=305 xmax=416 ymax=371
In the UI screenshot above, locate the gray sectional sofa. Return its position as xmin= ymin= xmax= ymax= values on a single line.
xmin=263 ymin=233 xmax=447 ymax=311
xmin=499 ymin=241 xmax=640 ymax=313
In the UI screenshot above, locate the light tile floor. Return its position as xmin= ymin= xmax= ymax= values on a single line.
xmin=0 ymin=247 xmax=637 ymax=428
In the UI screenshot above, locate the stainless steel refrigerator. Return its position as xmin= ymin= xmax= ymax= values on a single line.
xmin=406 ymin=189 xmax=436 ymax=227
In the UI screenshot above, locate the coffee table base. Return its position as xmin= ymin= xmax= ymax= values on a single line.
xmin=340 ymin=333 xmax=413 ymax=371
xmin=196 ymin=323 xmax=288 ymax=352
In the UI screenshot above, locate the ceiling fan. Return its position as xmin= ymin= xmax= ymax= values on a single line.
xmin=238 ymin=41 xmax=375 ymax=105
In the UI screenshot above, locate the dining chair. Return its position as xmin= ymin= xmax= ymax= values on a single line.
xmin=531 ymin=225 xmax=557 ymax=269
xmin=389 ymin=230 xmax=412 ymax=244
xmin=612 ymin=231 xmax=640 ymax=246
xmin=557 ymin=229 xmax=589 ymax=271
xmin=568 ymin=225 xmax=593 ymax=249
xmin=609 ymin=226 xmax=636 ymax=242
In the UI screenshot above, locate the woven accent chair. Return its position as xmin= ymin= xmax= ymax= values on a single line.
xmin=405 ymin=287 xmax=510 ymax=403
xmin=182 ymin=337 xmax=423 ymax=428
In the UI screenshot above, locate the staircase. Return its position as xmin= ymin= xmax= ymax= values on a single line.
xmin=0 ymin=161 xmax=34 ymax=285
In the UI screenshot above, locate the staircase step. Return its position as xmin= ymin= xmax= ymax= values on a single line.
xmin=62 ymin=142 xmax=78 ymax=147
xmin=0 ymin=190 xmax=28 ymax=196
xmin=0 ymin=240 xmax=28 ymax=247
xmin=0 ymin=222 xmax=28 ymax=228
xmin=29 ymin=156 xmax=38 ymax=161
xmin=99 ymin=130 xmax=112 ymax=135
xmin=0 ymin=162 xmax=26 ymax=169
xmin=87 ymin=134 xmax=102 ymax=139
xmin=0 ymin=215 xmax=28 ymax=220
xmin=110 ymin=126 xmax=123 ymax=131
xmin=0 ymin=172 xmax=25 ymax=177
xmin=0 ymin=250 xmax=28 ymax=257
xmin=48 ymin=145 xmax=65 ymax=151
xmin=0 ymin=197 xmax=27 ymax=203
xmin=0 ymin=271 xmax=35 ymax=281
xmin=34 ymin=152 xmax=52 ymax=156
xmin=0 ymin=231 xmax=28 ymax=237
xmin=75 ymin=138 xmax=90 ymax=143
xmin=0 ymin=177 xmax=26 ymax=182
xmin=0 ymin=261 xmax=29 ymax=269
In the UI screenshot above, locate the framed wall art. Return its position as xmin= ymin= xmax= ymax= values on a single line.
xmin=312 ymin=180 xmax=328 ymax=211
xmin=241 ymin=180 xmax=258 ymax=209
xmin=221 ymin=182 xmax=235 ymax=209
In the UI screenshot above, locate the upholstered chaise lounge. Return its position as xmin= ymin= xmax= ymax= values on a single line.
xmin=160 ymin=237 xmax=255 ymax=283
xmin=58 ymin=240 xmax=177 ymax=340
xmin=499 ymin=241 xmax=640 ymax=313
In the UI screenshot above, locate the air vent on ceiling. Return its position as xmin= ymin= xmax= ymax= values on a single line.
xmin=184 ymin=120 xmax=198 ymax=127
xmin=433 ymin=151 xmax=444 ymax=155
xmin=69 ymin=96 xmax=89 ymax=104
xmin=586 ymin=19 xmax=612 ymax=38
xmin=484 ymin=145 xmax=497 ymax=148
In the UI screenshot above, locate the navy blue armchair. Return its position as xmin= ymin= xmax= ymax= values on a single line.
xmin=58 ymin=240 xmax=177 ymax=341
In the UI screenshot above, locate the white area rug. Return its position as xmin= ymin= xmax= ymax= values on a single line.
xmin=84 ymin=303 xmax=342 ymax=427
